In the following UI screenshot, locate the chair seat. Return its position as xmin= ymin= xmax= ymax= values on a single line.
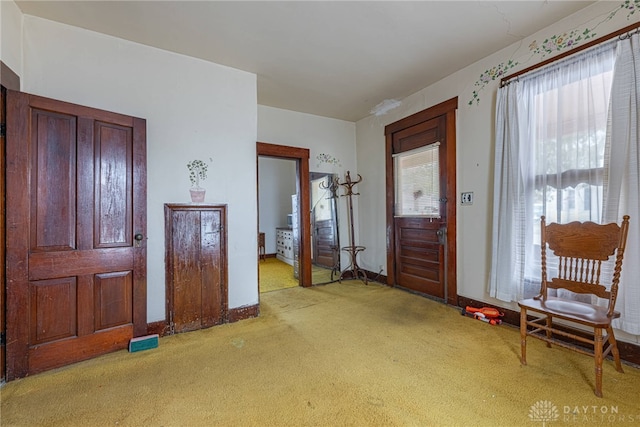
xmin=519 ymin=296 xmax=620 ymax=328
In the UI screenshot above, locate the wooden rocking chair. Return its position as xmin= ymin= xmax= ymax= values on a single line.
xmin=518 ymin=215 xmax=630 ymax=397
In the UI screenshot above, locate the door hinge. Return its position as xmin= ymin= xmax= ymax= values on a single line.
xmin=0 ymin=123 xmax=6 ymax=138
xmin=0 ymin=332 xmax=5 ymax=345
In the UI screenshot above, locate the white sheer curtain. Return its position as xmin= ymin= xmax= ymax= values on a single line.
xmin=490 ymin=42 xmax=616 ymax=302
xmin=603 ymin=33 xmax=640 ymax=334
xmin=490 ymin=82 xmax=534 ymax=301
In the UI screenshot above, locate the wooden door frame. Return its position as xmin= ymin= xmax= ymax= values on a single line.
xmin=1 ymin=65 xmax=20 ymax=382
xmin=256 ymin=142 xmax=312 ymax=287
xmin=384 ymin=97 xmax=458 ymax=306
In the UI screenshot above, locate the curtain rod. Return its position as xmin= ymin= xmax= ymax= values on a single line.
xmin=500 ymin=21 xmax=640 ymax=87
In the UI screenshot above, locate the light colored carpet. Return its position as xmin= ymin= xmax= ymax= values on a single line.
xmin=2 ymin=281 xmax=640 ymax=426
xmin=259 ymin=258 xmax=337 ymax=293
xmin=259 ymin=258 xmax=298 ymax=293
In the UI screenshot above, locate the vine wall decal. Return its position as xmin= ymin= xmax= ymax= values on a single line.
xmin=468 ymin=0 xmax=639 ymax=106
xmin=316 ymin=153 xmax=342 ymax=169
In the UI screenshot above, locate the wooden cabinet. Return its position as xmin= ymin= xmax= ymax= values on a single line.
xmin=165 ymin=204 xmax=227 ymax=334
xmin=276 ymin=228 xmax=294 ymax=265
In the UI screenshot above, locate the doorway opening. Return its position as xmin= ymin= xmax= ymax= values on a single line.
xmin=256 ymin=142 xmax=311 ymax=293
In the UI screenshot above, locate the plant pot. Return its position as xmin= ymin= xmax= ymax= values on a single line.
xmin=190 ymin=188 xmax=206 ymax=203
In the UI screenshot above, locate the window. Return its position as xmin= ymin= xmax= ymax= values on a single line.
xmin=490 ymin=41 xmax=617 ymax=301
xmin=531 ymin=67 xmax=613 ymax=242
xmin=492 ymin=31 xmax=640 ymax=335
xmin=393 ymin=143 xmax=440 ymax=217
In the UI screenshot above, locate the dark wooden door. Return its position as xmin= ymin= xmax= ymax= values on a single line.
xmin=165 ymin=204 xmax=227 ymax=334
xmin=5 ymin=90 xmax=147 ymax=380
xmin=393 ymin=118 xmax=447 ymax=298
xmin=385 ymin=98 xmax=457 ymax=304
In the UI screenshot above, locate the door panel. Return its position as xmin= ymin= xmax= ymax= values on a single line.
xmin=395 ymin=217 xmax=444 ymax=298
xmin=94 ymin=271 xmax=133 ymax=330
xmin=31 ymin=110 xmax=77 ymax=251
xmin=95 ymin=121 xmax=133 ymax=247
xmin=171 ymin=210 xmax=203 ymax=333
xmin=385 ymin=98 xmax=457 ymax=303
xmin=29 ymin=278 xmax=77 ymax=345
xmin=5 ymin=90 xmax=146 ymax=380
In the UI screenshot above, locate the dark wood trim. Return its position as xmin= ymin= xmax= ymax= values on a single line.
xmin=384 ymin=98 xmax=458 ymax=136
xmin=361 ymin=269 xmax=387 ymax=284
xmin=457 ymin=296 xmax=520 ymax=327
xmin=384 ymin=97 xmax=458 ymax=305
xmin=501 ymin=22 xmax=640 ymax=86
xmin=0 ymin=62 xmax=20 ymax=91
xmin=443 ymin=103 xmax=457 ymax=306
xmin=256 ymin=142 xmax=312 ymax=288
xmin=5 ymin=90 xmax=34 ymax=379
xmin=147 ymin=320 xmax=169 ymax=337
xmin=228 ymin=304 xmax=260 ymax=323
xmin=385 ymin=127 xmax=395 ymax=287
xmin=1 ymin=86 xmax=6 ymax=381
xmin=457 ymin=296 xmax=640 ymax=367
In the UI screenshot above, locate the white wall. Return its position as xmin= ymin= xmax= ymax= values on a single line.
xmin=21 ymin=15 xmax=258 ymax=320
xmin=355 ymin=1 xmax=639 ymax=344
xmin=258 ymin=105 xmax=357 ymax=269
xmin=0 ymin=0 xmax=23 ymax=79
xmin=258 ymin=157 xmax=297 ymax=253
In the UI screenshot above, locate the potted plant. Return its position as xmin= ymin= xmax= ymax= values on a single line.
xmin=187 ymin=158 xmax=210 ymax=203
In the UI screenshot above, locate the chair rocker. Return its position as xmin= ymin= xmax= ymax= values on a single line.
xmin=518 ymin=215 xmax=630 ymax=397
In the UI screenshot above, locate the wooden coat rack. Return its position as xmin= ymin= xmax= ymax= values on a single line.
xmin=339 ymin=171 xmax=367 ymax=284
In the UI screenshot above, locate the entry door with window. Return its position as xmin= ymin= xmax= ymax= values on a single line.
xmin=385 ymin=99 xmax=457 ymax=304
xmin=5 ymin=90 xmax=147 ymax=380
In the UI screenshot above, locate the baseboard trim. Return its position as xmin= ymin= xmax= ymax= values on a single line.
xmin=147 ymin=320 xmax=169 ymax=337
xmin=146 ymin=303 xmax=260 ymax=337
xmin=457 ymin=295 xmax=640 ymax=367
xmin=343 ymin=269 xmax=386 ymax=284
xmin=228 ymin=303 xmax=260 ymax=323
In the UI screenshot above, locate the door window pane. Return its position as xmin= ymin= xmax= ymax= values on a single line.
xmin=394 ymin=142 xmax=440 ymax=217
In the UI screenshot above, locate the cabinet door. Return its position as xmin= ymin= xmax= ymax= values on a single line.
xmin=165 ymin=204 xmax=227 ymax=334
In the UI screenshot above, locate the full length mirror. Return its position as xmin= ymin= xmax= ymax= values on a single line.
xmin=310 ymin=172 xmax=340 ymax=284
xmin=258 ymin=157 xmax=341 ymax=292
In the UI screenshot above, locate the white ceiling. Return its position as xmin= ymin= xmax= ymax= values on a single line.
xmin=15 ymin=1 xmax=596 ymax=122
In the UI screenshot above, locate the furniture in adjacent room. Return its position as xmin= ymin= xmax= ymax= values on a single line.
xmin=258 ymin=232 xmax=266 ymax=261
xmin=276 ymin=227 xmax=294 ymax=266
xmin=518 ymin=215 xmax=630 ymax=397
xmin=165 ymin=204 xmax=228 ymax=334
